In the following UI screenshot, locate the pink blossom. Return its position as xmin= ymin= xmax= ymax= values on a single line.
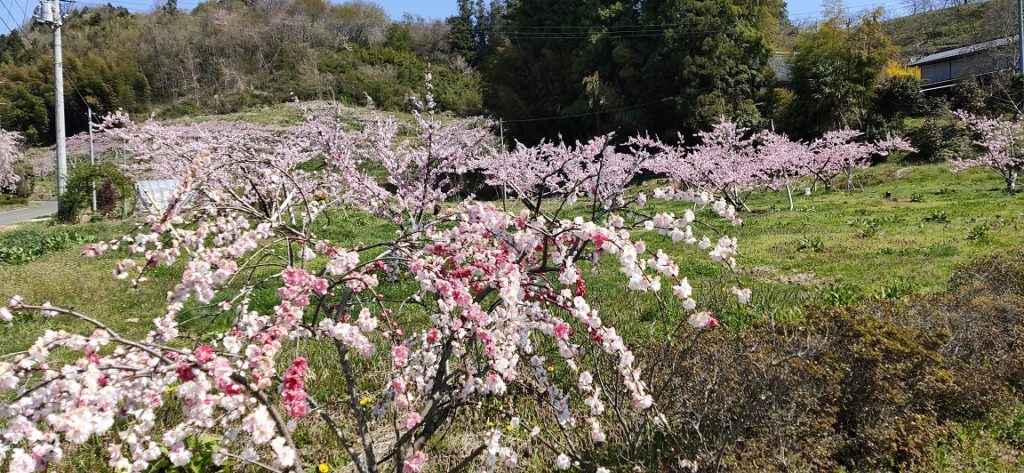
xmin=688 ymin=312 xmax=719 ymax=329
xmin=311 ymin=278 xmax=330 ymax=295
xmin=402 ymin=412 xmax=422 ymax=430
xmin=403 ymin=450 xmax=427 ymax=473
xmin=282 ymin=358 xmax=309 ymax=418
xmin=553 ymin=322 xmax=571 ymax=340
xmin=194 ymin=345 xmax=214 ymax=363
xmin=392 ymin=346 xmax=410 ymax=368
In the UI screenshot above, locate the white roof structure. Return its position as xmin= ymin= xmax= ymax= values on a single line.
xmin=135 ymin=179 xmax=180 ymax=213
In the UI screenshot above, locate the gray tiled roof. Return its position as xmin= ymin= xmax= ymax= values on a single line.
xmin=910 ymin=36 xmax=1017 ymax=66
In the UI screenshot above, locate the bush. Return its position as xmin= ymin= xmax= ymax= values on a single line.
xmin=605 ymin=252 xmax=1024 ymax=472
xmin=881 ymin=253 xmax=1024 ymax=419
xmin=949 ymin=79 xmax=986 ymax=115
xmin=602 ymin=324 xmax=842 ymax=472
xmin=611 ymin=305 xmax=952 ymax=472
xmin=11 ymin=161 xmax=34 ymax=198
xmin=0 ymin=228 xmax=87 ymax=265
xmin=872 ymin=76 xmax=923 ymax=121
xmin=0 ymin=195 xmax=27 ymax=207
xmin=57 ymin=162 xmax=133 ymax=223
xmin=822 ymin=306 xmax=951 ymax=470
xmin=905 ymin=117 xmax=972 ymax=163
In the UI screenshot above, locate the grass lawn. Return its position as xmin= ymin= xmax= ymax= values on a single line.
xmin=0 ymin=160 xmax=1022 ymax=470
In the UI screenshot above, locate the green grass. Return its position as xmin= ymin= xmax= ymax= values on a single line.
xmin=0 ymin=196 xmax=29 ymax=212
xmin=718 ymin=163 xmax=1023 ymax=292
xmin=1 ymin=160 xmax=1023 ymax=469
xmin=917 ymin=404 xmax=1024 ymax=472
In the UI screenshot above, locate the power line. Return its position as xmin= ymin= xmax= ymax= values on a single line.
xmin=0 ymin=0 xmax=32 ymax=38
xmin=64 ymin=69 xmax=90 ymax=108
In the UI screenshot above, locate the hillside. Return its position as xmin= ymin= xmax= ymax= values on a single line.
xmin=0 ymin=1 xmax=484 ymax=145
xmin=882 ymin=0 xmax=1016 ymax=59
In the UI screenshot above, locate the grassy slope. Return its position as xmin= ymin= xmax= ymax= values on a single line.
xmin=883 ymin=1 xmax=994 ymax=59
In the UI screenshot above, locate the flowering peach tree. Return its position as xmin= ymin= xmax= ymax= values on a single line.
xmin=0 ymin=93 xmax=745 ymax=471
xmin=955 ymin=111 xmax=1023 ymax=193
xmin=636 ymin=120 xmax=913 ymax=210
xmin=0 ymin=130 xmax=22 ymax=194
xmin=804 ymin=129 xmax=914 ymax=192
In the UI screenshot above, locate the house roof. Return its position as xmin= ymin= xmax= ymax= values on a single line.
xmin=910 ymin=36 xmax=1017 ymax=66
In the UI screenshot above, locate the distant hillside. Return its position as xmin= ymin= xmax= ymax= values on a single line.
xmin=883 ymin=0 xmax=1017 ymax=60
xmin=0 ymin=0 xmax=485 ymax=145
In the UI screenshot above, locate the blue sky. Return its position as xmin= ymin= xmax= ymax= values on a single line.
xmin=0 ymin=0 xmax=908 ymax=36
xmin=375 ymin=0 xmax=907 ymax=23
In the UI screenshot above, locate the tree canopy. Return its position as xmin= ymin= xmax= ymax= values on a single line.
xmin=484 ymin=0 xmax=783 ymax=145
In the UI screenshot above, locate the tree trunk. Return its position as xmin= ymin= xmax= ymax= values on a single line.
xmin=786 ymin=181 xmax=794 ymax=211
xmin=846 ymin=162 xmax=855 ymax=192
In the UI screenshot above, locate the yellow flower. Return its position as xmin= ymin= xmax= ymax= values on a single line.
xmin=165 ymin=384 xmax=177 ymax=393
xmin=318 ymin=463 xmax=331 ymax=473
xmin=359 ymin=395 xmax=372 ymax=406
xmin=486 ymin=421 xmax=495 ymax=427
xmin=506 ymin=424 xmax=515 ymax=432
xmin=546 ymin=366 xmax=554 ymax=373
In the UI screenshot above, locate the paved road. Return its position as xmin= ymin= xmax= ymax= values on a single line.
xmin=0 ymin=201 xmax=58 ymax=227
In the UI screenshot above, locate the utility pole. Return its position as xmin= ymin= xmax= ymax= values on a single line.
xmin=1018 ymin=0 xmax=1024 ymax=73
xmin=0 ymin=80 xmax=6 ymax=130
xmin=35 ymin=0 xmax=66 ymax=214
xmin=88 ymin=106 xmax=96 ymax=212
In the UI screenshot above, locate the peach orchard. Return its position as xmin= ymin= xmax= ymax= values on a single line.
xmin=0 ymin=83 xmax=926 ymax=472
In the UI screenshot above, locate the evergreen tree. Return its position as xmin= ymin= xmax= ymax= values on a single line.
xmin=781 ymin=10 xmax=897 ymax=138
xmin=447 ymin=0 xmax=477 ymax=64
xmin=484 ymin=0 xmax=782 ymax=144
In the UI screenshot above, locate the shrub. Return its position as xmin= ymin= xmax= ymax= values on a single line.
xmin=621 ymin=324 xmax=843 ymax=472
xmin=0 ymin=228 xmax=87 ymax=265
xmin=883 ymin=253 xmax=1024 ymax=419
xmin=820 ymin=305 xmax=951 ymax=470
xmin=872 ymin=75 xmax=923 ymax=121
xmin=949 ymin=79 xmax=986 ymax=115
xmin=57 ymin=162 xmax=133 ymax=223
xmin=905 ymin=117 xmax=972 ymax=163
xmin=609 ymin=304 xmax=953 ymax=472
xmin=606 ymin=252 xmax=1024 ymax=472
xmin=11 ymin=161 xmax=33 ymax=198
